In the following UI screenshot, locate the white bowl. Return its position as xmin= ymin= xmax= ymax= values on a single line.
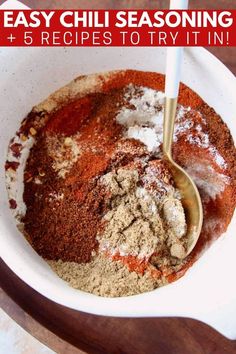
xmin=0 ymin=47 xmax=236 ymax=339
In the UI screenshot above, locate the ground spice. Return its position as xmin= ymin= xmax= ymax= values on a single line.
xmin=48 ymin=254 xmax=159 ymax=297
xmin=98 ymin=168 xmax=164 ymax=259
xmin=46 ymin=133 xmax=81 ymax=178
xmin=9 ymin=199 xmax=17 ymax=209
xmin=10 ymin=143 xmax=23 ymax=158
xmin=45 ymin=96 xmax=93 ymax=136
xmin=5 ymin=160 xmax=20 ymax=171
xmin=6 ymin=69 xmax=236 ymax=297
xmin=98 ymin=166 xmax=187 ymax=261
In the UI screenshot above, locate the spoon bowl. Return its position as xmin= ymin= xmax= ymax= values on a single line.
xmin=165 ymin=156 xmax=203 ymax=257
xmin=163 ymin=96 xmax=203 ymax=258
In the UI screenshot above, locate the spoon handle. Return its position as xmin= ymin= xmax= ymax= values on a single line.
xmin=163 ymin=48 xmax=182 ymax=159
xmin=163 ymin=0 xmax=189 ymax=159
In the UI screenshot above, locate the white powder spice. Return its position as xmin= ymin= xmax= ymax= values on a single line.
xmin=46 ymin=133 xmax=81 ymax=178
xmin=186 ymin=164 xmax=230 ymax=200
xmin=116 ymin=84 xmax=228 ymax=170
xmin=126 ymin=126 xmax=160 ymax=152
xmin=162 ymin=198 xmax=186 ymax=239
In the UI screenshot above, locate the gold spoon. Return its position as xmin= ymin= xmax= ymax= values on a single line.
xmin=163 ymin=45 xmax=203 ymax=258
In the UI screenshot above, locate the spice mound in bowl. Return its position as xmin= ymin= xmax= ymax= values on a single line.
xmin=5 ymin=70 xmax=236 ymax=297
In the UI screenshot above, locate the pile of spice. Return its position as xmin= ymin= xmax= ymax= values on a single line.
xmin=49 ymin=162 xmax=187 ymax=296
xmin=5 ymin=70 xmax=236 ymax=297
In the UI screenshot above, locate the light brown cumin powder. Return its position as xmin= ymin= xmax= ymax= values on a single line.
xmin=48 ymin=166 xmax=187 ymax=297
xmin=48 ymin=254 xmax=161 ymax=297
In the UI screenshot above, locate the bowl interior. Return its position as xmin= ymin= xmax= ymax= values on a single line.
xmin=0 ymin=47 xmax=236 ymax=325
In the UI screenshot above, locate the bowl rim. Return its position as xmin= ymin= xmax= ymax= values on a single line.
xmin=0 ymin=46 xmax=236 ymax=322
